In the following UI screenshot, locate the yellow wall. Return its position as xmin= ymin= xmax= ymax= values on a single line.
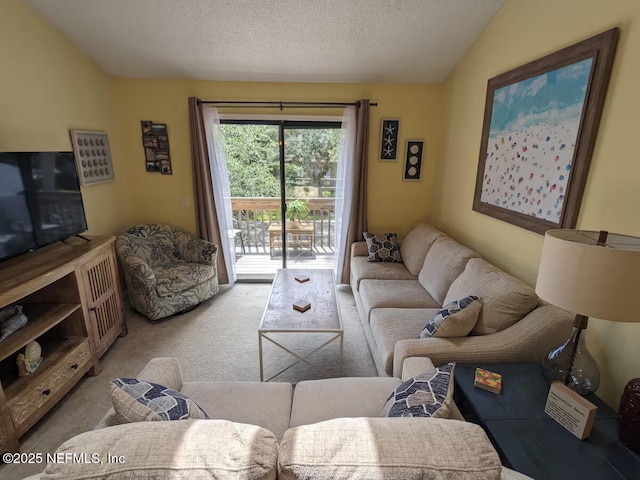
xmin=0 ymin=0 xmax=129 ymax=235
xmin=438 ymin=0 xmax=640 ymax=407
xmin=111 ymin=80 xmax=444 ymax=236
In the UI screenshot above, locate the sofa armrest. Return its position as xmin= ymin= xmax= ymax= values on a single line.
xmin=392 ymin=305 xmax=572 ymax=377
xmin=401 ymin=357 xmax=436 ymax=381
xmin=137 ymin=357 xmax=184 ymax=391
xmin=351 ymin=241 xmax=368 ymax=258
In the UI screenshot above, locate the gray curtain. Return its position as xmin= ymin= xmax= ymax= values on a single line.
xmin=188 ymin=96 xmax=229 ymax=284
xmin=340 ymin=99 xmax=369 ymax=283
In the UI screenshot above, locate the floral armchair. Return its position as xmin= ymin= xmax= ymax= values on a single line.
xmin=115 ymin=224 xmax=219 ymax=320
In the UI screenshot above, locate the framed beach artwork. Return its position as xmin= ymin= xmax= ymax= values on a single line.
xmin=473 ymin=28 xmax=619 ymax=234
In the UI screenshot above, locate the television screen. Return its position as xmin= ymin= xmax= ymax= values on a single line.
xmin=0 ymin=152 xmax=88 ymax=262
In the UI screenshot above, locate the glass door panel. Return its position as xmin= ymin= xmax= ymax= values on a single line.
xmin=219 ymin=121 xmax=340 ymax=280
xmin=283 ymin=127 xmax=340 ymax=270
xmin=219 ymin=123 xmax=280 ymax=280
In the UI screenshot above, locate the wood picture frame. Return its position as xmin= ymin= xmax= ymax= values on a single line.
xmin=472 ymin=28 xmax=619 ymax=234
xmin=403 ymin=140 xmax=424 ymax=181
xmin=70 ymin=130 xmax=115 ymax=185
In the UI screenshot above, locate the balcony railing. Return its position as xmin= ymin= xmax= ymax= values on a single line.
xmin=231 ymin=197 xmax=335 ymax=254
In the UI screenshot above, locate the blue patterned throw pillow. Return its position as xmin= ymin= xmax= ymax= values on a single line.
xmin=384 ymin=362 xmax=455 ymax=418
xmin=419 ymin=296 xmax=482 ymax=338
xmin=363 ymin=232 xmax=402 ymax=263
xmin=111 ymin=378 xmax=209 ymax=422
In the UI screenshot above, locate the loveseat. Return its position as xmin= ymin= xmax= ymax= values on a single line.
xmin=30 ymin=357 xmax=532 ymax=480
xmin=351 ymin=223 xmax=573 ymax=377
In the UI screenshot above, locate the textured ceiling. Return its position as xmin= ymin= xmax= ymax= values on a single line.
xmin=26 ymin=0 xmax=504 ymax=83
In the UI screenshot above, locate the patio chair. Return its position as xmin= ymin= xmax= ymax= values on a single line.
xmin=115 ymin=224 xmax=219 ymax=320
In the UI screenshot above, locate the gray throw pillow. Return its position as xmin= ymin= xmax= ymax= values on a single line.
xmin=383 ymin=362 xmax=455 ymax=418
xmin=419 ymin=296 xmax=482 ymax=338
xmin=111 ymin=378 xmax=208 ymax=422
xmin=363 ymin=232 xmax=402 ymax=263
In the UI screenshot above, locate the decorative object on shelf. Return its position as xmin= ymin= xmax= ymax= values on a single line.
xmin=0 ymin=304 xmax=28 ymax=342
xmin=294 ymin=275 xmax=310 ymax=283
xmin=379 ymin=119 xmax=399 ymax=160
xmin=619 ymin=378 xmax=640 ymax=454
xmin=472 ymin=28 xmax=619 ymax=234
xmin=285 ymin=199 xmax=309 ymax=228
xmin=16 ymin=340 xmax=43 ymax=376
xmin=474 ymin=367 xmax=502 ymax=394
xmin=141 ymin=121 xmax=172 ymax=174
xmin=293 ymin=300 xmax=311 ymax=313
xmin=70 ymin=130 xmax=115 ymax=185
xmin=544 ymin=381 xmax=597 ymax=439
xmin=403 ymin=140 xmax=424 ymax=181
xmin=535 ymin=229 xmax=640 ymax=396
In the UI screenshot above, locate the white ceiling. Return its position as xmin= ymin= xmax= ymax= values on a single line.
xmin=26 ymin=0 xmax=504 ymax=83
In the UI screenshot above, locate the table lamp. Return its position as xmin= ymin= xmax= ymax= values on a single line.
xmin=535 ymin=230 xmax=640 ymax=396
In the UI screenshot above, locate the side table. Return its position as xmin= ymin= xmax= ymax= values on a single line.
xmin=454 ymin=364 xmax=640 ymax=480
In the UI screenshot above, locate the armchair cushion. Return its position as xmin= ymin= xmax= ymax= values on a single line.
xmin=154 ymin=262 xmax=216 ymax=297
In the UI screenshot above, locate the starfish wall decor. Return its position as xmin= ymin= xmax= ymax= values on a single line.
xmin=379 ymin=119 xmax=400 ymax=161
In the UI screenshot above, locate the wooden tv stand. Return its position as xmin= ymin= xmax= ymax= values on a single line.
xmin=0 ymin=236 xmax=125 ymax=453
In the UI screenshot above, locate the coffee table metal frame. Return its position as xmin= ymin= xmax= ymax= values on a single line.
xmin=258 ymin=269 xmax=343 ymax=382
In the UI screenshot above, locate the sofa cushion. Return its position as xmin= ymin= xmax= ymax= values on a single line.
xmin=444 ymin=258 xmax=539 ymax=335
xmin=359 ymin=280 xmax=440 ymax=323
xmin=419 ymin=296 xmax=482 ymax=338
xmin=363 ymin=232 xmax=403 ymax=262
xmin=111 ymin=378 xmax=209 ymax=422
xmin=350 ymin=255 xmax=415 ymax=292
xmin=278 ymin=417 xmax=502 ymax=480
xmin=154 ymin=261 xmax=215 ymax=297
xmin=383 ymin=362 xmax=455 ymax=418
xmin=290 ymin=377 xmax=402 ymax=427
xmin=181 ymin=381 xmax=293 ymax=441
xmin=41 ymin=419 xmax=278 ymax=480
xmin=418 ymin=237 xmax=478 ymax=304
xmin=370 ymin=308 xmax=440 ymax=375
xmin=400 ymin=223 xmax=446 ymax=275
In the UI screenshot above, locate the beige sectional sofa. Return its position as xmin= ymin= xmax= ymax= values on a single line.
xmin=351 ymin=223 xmax=573 ymax=377
xmin=31 ymin=357 xmax=532 ymax=480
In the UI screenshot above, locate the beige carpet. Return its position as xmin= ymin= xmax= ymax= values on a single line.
xmin=1 ymin=283 xmax=377 ymax=479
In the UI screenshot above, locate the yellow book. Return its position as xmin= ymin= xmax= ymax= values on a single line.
xmin=474 ymin=367 xmax=502 ymax=394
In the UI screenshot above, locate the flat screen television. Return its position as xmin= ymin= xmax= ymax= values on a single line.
xmin=0 ymin=151 xmax=88 ymax=262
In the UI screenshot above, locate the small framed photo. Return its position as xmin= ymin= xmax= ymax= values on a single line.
xmin=141 ymin=120 xmax=172 ymax=174
xmin=403 ymin=140 xmax=424 ymax=181
xmin=380 ymin=119 xmax=400 ymax=161
xmin=142 ymin=135 xmax=158 ymax=148
xmin=70 ymin=130 xmax=115 ymax=185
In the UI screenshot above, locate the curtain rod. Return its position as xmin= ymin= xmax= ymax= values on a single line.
xmin=197 ymin=100 xmax=377 ymax=109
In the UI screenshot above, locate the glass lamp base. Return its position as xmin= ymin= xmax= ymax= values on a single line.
xmin=542 ymin=326 xmax=600 ymax=396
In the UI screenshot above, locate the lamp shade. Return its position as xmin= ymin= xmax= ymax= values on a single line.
xmin=535 ymin=230 xmax=640 ymax=322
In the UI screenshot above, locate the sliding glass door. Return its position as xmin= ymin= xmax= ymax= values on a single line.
xmin=219 ymin=120 xmax=340 ymax=280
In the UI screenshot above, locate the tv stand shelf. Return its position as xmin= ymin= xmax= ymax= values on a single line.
xmin=0 ymin=236 xmax=125 ymax=453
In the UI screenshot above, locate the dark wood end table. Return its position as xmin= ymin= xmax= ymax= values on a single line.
xmin=454 ymin=363 xmax=640 ymax=480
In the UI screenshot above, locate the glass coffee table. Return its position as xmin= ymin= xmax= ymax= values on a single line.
xmin=258 ymin=268 xmax=343 ymax=382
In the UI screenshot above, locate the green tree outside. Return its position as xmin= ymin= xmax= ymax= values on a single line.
xmin=220 ymin=124 xmax=340 ymax=198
